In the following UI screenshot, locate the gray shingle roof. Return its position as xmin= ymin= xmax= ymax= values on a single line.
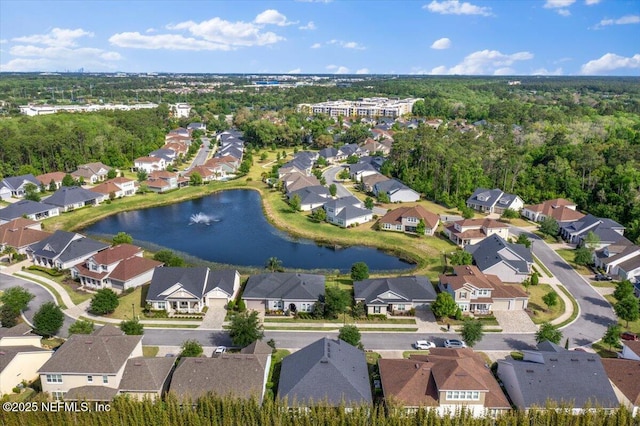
xmin=0 ymin=200 xmax=58 ymax=221
xmin=278 ymin=338 xmax=372 ymax=407
xmin=28 ymin=230 xmax=79 ymax=258
xmin=147 ymin=267 xmax=206 ymax=300
xmin=336 ymin=205 xmax=372 ymax=221
xmin=204 ymin=269 xmax=239 ymax=297
xmin=64 ymin=386 xmax=119 ymax=401
xmin=288 ymin=186 xmax=330 ymax=205
xmin=323 ymin=196 xmax=362 ymax=210
xmin=349 ymin=162 xmax=377 ymax=174
xmin=466 ymin=234 xmax=532 ymax=274
xmin=243 ymin=273 xmax=325 ymax=301
xmin=374 ymin=178 xmax=411 ymax=194
xmin=57 ymin=238 xmax=109 ymax=264
xmin=118 ymin=357 xmax=175 ymax=392
xmin=45 ymin=186 xmax=102 ymax=207
xmin=1 ymin=174 xmax=40 ymax=191
xmin=354 ymin=276 xmax=436 ymax=305
xmin=0 ymin=345 xmax=51 ymax=373
xmin=318 ymin=147 xmax=338 ymax=159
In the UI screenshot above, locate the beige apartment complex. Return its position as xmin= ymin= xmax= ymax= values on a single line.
xmin=299 ymin=97 xmax=418 ymax=118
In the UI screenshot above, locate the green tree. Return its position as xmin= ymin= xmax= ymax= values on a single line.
xmin=89 ymin=288 xmax=119 ymax=315
xmin=153 ymin=250 xmax=185 ymax=267
xmin=338 ymin=325 xmax=362 ymax=349
xmin=364 ymin=197 xmax=374 ymax=210
xmin=540 ymin=217 xmax=559 ymax=236
xmin=431 ymin=292 xmax=458 ymax=319
xmin=377 ymin=191 xmax=390 ymax=204
xmin=324 ymin=286 xmax=350 ymax=319
xmin=260 ymin=152 xmax=268 ymax=161
xmin=449 ymin=250 xmax=472 ymax=266
xmin=346 ymin=155 xmax=359 ymax=165
xmin=265 ymin=257 xmax=283 ymax=272
xmin=329 ymin=184 xmax=337 ymax=197
xmin=48 ymin=179 xmax=57 ymax=192
xmin=0 ymin=305 xmax=20 ymax=328
xmin=68 ymin=319 xmax=95 ymax=335
xmin=614 ymin=296 xmax=640 ymax=328
xmin=583 ymin=231 xmax=601 ymax=252
xmin=24 ymin=183 xmax=40 ymax=202
xmin=338 ymin=168 xmax=351 ymax=180
xmin=412 ymin=99 xmax=427 ymax=116
xmin=350 ymin=262 xmax=370 ymax=281
xmin=62 ymin=174 xmax=76 ymax=187
xmin=136 ymin=169 xmax=148 ymax=182
xmin=613 ymin=280 xmax=634 ymax=301
xmin=602 ymin=323 xmax=621 ymax=351
xmin=289 ymin=194 xmax=301 ymax=212
xmin=415 ymin=219 xmax=426 ymax=236
xmin=33 ymin=302 xmax=64 ymax=337
xmin=310 ymin=208 xmax=326 ymax=222
xmin=0 ymin=287 xmax=34 ymax=312
xmin=460 ymin=319 xmax=484 ymax=347
xmin=501 ymin=208 xmax=520 ymax=219
xmin=516 ymin=233 xmax=532 ymax=248
xmin=535 ymin=322 xmax=562 ymax=344
xmin=107 ymin=168 xmax=117 ymax=179
xmin=574 ymin=247 xmax=592 ymax=266
xmin=521 ymin=277 xmax=531 ymax=295
xmin=531 ymin=272 xmax=539 ymax=286
xmin=352 ymin=301 xmax=366 ymax=319
xmin=120 ymin=318 xmax=144 ymax=335
xmin=229 ymin=310 xmax=264 ymax=347
xmin=180 ymin=339 xmax=204 ymax=357
xmin=112 ymin=232 xmax=133 ymax=246
xmin=542 ymin=291 xmax=558 ymax=311
xmin=189 ymin=172 xmax=203 ymax=186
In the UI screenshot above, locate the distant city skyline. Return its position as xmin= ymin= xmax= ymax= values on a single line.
xmin=1 ymin=0 xmax=638 ymax=76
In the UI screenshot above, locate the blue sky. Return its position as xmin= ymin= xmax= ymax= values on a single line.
xmin=1 ymin=0 xmax=638 ymax=75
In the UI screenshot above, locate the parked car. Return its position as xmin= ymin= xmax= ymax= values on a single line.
xmin=213 ymin=346 xmax=227 ymax=356
xmin=413 ymin=340 xmax=436 ymax=350
xmin=621 ymin=331 xmax=639 ymax=341
xmin=444 ymin=339 xmax=467 ymax=349
xmin=594 ymin=273 xmax=613 ymax=281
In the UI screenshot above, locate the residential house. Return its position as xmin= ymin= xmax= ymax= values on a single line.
xmin=445 ymin=218 xmax=510 ymax=247
xmin=466 ymin=234 xmax=533 ymax=283
xmin=497 ymin=341 xmax=618 ymax=412
xmin=349 ymin=162 xmax=378 ymax=182
xmin=108 ymin=177 xmax=137 ymax=197
xmin=45 ymin=186 xmax=104 ymax=212
xmin=379 ymin=348 xmax=510 ymax=417
xmin=0 ymin=200 xmax=60 ymax=224
xmin=170 ymin=340 xmax=272 ymax=402
xmin=0 ymin=185 xmax=10 ymax=200
xmin=0 ymin=174 xmax=41 ymax=198
xmin=149 ymin=148 xmax=177 ymax=165
xmin=162 ymin=141 xmax=188 ymax=158
xmin=371 ymin=128 xmax=395 ymax=141
xmin=281 ymin=172 xmax=321 ymax=193
xmin=374 ymin=179 xmax=421 ymax=203
xmin=559 ymin=214 xmax=626 ymax=248
xmin=0 ymin=218 xmax=51 ymax=254
xmin=379 ymin=205 xmax=440 ymax=236
xmin=89 ymin=180 xmax=127 ymax=199
xmin=278 ymin=338 xmax=372 ymax=407
xmin=358 ymin=155 xmax=387 ymax=171
xmin=337 ymin=143 xmax=368 ymax=160
xmin=144 ymin=171 xmax=180 ymax=193
xmin=361 ymin=138 xmax=391 ymax=156
xmin=318 ymin=147 xmax=339 ymax=163
xmin=184 ymin=166 xmax=218 ymax=183
xmin=521 ymin=198 xmax=584 ymax=223
xmin=168 ymin=127 xmax=190 ymax=137
xmin=71 ymin=244 xmax=162 ymax=291
xmin=323 ymin=196 xmax=373 ymax=228
xmin=243 ymin=272 xmax=325 ymax=314
xmin=27 ymin=230 xmax=109 ymax=270
xmin=353 ymin=276 xmax=437 ymax=315
xmin=38 ymin=325 xmax=143 ymax=401
xmin=187 ymin=122 xmax=206 ymax=132
xmin=117 ymin=357 xmax=175 ymax=401
xmin=288 ymin=186 xmax=331 ymax=211
xmin=438 ymin=265 xmax=529 ymax=313
xmin=618 ymin=256 xmax=640 ymax=286
xmin=620 ymin=341 xmax=640 ymax=361
xmin=203 ymin=156 xmax=238 ymax=179
xmin=36 ymin=172 xmax=66 ymax=190
xmin=0 ymin=323 xmax=42 ymax=348
xmin=134 ymin=156 xmax=166 ymax=174
xmin=71 ymin=162 xmax=111 ymax=184
xmin=0 ymin=324 xmax=53 ymax=395
xmin=217 ymin=143 xmax=243 ymax=162
xmin=146 ymin=267 xmax=240 ymax=314
xmin=593 ymin=237 xmax=640 ymax=276
xmin=602 ymin=358 xmax=640 ymax=417
xmin=361 ymin=173 xmax=389 ymax=193
xmin=466 ymin=188 xmax=524 ymax=215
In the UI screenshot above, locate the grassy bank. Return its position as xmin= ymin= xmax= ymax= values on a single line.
xmin=526 ymin=284 xmax=566 ymax=324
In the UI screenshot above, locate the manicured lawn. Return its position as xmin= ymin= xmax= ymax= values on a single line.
xmin=604 ymin=294 xmax=640 ymax=333
xmin=526 ymin=283 xmax=566 ymax=324
xmin=106 ymin=285 xmax=148 ymax=320
xmin=266 ymin=348 xmax=290 ymax=400
xmin=142 ymin=346 xmax=159 ymax=357
xmin=262 ymin=317 xmax=416 ymax=324
xmin=532 ymin=256 xmax=553 ymax=278
xmin=41 ymin=337 xmax=65 ymax=350
xmin=591 ymin=280 xmax=617 ymax=289
xmin=23 ymin=269 xmax=92 ymax=305
xmin=533 ymin=231 xmax=560 ymax=244
xmin=591 ymin=341 xmax=620 ymax=358
xmin=555 ymin=249 xmax=593 ymax=276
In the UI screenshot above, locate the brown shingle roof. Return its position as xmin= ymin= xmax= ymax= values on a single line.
xmin=601 ymin=358 xmax=640 ymax=406
xmin=91 ymin=244 xmax=142 ymax=266
xmin=119 ymin=357 xmax=175 ymax=392
xmin=109 ymin=256 xmax=163 ymax=282
xmin=524 ymin=198 xmax=584 ymax=222
xmin=0 ymin=219 xmax=51 ymax=249
xmin=89 ymin=181 xmax=122 ymax=195
xmin=36 ymin=172 xmax=66 ymax=186
xmin=453 ymin=218 xmax=508 ymax=229
xmin=378 ymin=359 xmax=439 ymax=407
xmin=439 ymin=266 xmax=497 ymax=291
xmin=379 ymin=205 xmax=440 ymax=229
xmin=64 ymin=386 xmax=119 ymax=401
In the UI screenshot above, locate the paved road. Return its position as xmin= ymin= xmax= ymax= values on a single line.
xmin=185 ymin=142 xmax=211 ymax=171
xmin=0 ymin=273 xmax=75 ymax=337
xmin=510 ymin=229 xmax=616 ymax=347
xmin=322 ymin=165 xmax=352 ymax=198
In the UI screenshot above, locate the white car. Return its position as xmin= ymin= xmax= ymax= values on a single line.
xmin=444 ymin=339 xmax=467 ymax=349
xmin=413 ymin=340 xmax=436 ymax=350
xmin=213 ymin=346 xmax=227 ymax=356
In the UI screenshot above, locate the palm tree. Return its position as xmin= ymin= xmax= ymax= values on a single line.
xmin=266 ymin=257 xmax=283 ymax=272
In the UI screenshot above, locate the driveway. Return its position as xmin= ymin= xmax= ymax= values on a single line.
xmin=199 ymin=299 xmax=227 ymax=329
xmin=493 ymin=310 xmax=538 ymax=333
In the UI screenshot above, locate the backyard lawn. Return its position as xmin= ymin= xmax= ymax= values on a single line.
xmin=526 ymin=283 xmax=566 ymax=324
xmin=604 ymin=294 xmax=640 ymax=334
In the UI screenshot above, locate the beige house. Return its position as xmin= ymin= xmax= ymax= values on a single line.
xmin=521 ymin=198 xmax=584 ymax=223
xmin=445 ymin=218 xmax=509 ymax=247
xmin=379 ymin=205 xmax=440 ymax=236
xmin=0 ymin=324 xmax=53 ymax=395
xmin=38 ymin=325 xmax=142 ymax=400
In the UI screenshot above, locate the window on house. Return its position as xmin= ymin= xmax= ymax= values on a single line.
xmin=396 ymin=304 xmax=406 ymax=311
xmin=52 ymin=391 xmax=65 ymax=401
xmin=396 ymin=225 xmax=403 ymax=231
xmin=459 ymin=292 xmax=467 ymax=299
xmin=87 ymin=375 xmax=93 ymax=383
xmin=157 ymin=302 xmax=166 ymax=310
xmin=180 ymin=301 xmax=188 ymax=308
xmin=46 ymin=374 xmax=62 ymax=384
xmin=373 ymin=306 xmax=381 ymax=313
xmin=103 ymin=376 xmax=108 ymax=384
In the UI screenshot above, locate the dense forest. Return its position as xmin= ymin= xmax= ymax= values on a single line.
xmin=0 ymin=75 xmax=638 ymax=241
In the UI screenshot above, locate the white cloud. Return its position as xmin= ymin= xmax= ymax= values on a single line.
xmin=580 ymin=53 xmax=640 ymax=74
xmin=311 ymin=42 xmax=322 ymax=48
xmin=145 ymin=28 xmax=156 ymax=33
xmin=326 ymin=39 xmax=365 ymax=50
xmin=544 ymin=0 xmax=576 ymax=8
xmin=557 ymin=9 xmax=571 ymax=16
xmin=166 ymin=17 xmax=284 ymax=47
xmin=424 ymin=0 xmax=493 ymax=17
xmin=594 ymin=15 xmax=640 ymax=29
xmin=532 ymin=67 xmax=563 ymax=75
xmin=0 ymin=39 xmax=7 ymax=44
xmin=326 ymin=64 xmax=349 ymax=74
xmin=431 ymin=37 xmax=451 ymax=49
xmin=493 ymin=67 xmax=515 ymax=75
xmin=585 ymin=0 xmax=601 ymax=4
xmin=12 ymin=28 xmax=93 ymax=47
xmin=299 ymin=21 xmax=316 ymax=30
xmin=109 ymin=32 xmax=232 ymax=50
xmin=356 ymin=68 xmax=369 ymax=74
xmin=433 ymin=49 xmax=534 ymax=75
xmin=287 ymin=68 xmax=301 ymax=74
xmin=254 ymin=9 xmax=296 ymax=26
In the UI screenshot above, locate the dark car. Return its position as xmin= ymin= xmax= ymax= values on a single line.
xmin=594 ymin=273 xmax=613 ymax=281
xmin=621 ymin=331 xmax=638 ymax=341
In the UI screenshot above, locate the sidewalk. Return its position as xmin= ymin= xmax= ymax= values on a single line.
xmin=541 ymin=275 xmax=576 ymax=327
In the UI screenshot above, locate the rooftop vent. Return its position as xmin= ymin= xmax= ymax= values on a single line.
xmin=526 ymin=369 xmax=534 ymax=373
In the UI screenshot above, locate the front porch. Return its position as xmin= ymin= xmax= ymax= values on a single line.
xmin=156 ymin=299 xmax=203 ymax=314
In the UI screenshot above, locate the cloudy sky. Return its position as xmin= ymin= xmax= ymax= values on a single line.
xmin=0 ymin=0 xmax=638 ymax=75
